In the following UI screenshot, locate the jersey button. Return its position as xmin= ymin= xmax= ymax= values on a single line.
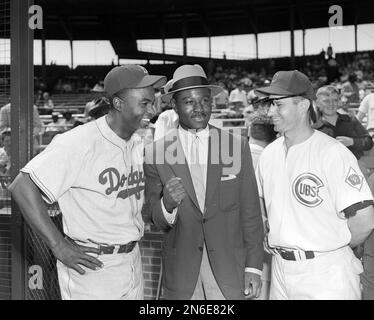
xmin=202 ymin=218 xmax=207 ymax=223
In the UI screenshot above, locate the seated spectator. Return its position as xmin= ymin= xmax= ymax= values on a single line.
xmin=229 ymin=78 xmax=250 ymax=107
xmin=313 ymin=85 xmax=373 ymax=161
xmin=46 ymin=112 xmax=64 ymax=133
xmin=247 ymin=112 xmax=277 ymax=168
xmin=86 ymin=97 xmax=110 ymax=122
xmin=342 ymin=73 xmax=360 ymax=105
xmin=0 ymin=128 xmax=11 ymax=176
xmin=42 ymin=92 xmax=54 ymax=109
xmin=213 ymin=81 xmax=229 ymax=109
xmin=357 ymin=91 xmax=374 ymax=134
xmin=0 ymin=103 xmax=43 ymax=137
xmin=228 ymin=98 xmax=244 ymax=116
xmin=60 ymin=111 xmax=76 ymax=130
xmin=84 ymin=81 xmax=108 ymax=121
xmin=62 ymin=81 xmax=73 ymax=93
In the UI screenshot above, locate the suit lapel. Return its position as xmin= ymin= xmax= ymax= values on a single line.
xmin=205 ymin=126 xmax=223 ymax=212
xmin=164 ymin=131 xmax=200 ymax=212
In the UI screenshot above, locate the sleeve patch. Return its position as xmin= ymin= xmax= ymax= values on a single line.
xmin=345 ymin=167 xmax=364 ymax=191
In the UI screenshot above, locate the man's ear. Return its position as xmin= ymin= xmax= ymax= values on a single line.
xmin=298 ymin=98 xmax=310 ymax=114
xmin=112 ymin=97 xmax=122 ymax=112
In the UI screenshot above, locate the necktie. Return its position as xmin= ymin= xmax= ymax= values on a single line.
xmin=189 ymin=135 xmax=206 ymax=213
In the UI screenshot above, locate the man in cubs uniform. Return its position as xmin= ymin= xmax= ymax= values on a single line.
xmin=9 ymin=65 xmax=166 ymax=299
xmin=255 ymin=70 xmax=374 ymax=300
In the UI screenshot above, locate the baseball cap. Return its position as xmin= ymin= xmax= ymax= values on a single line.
xmin=104 ymin=65 xmax=167 ymax=96
xmin=255 ymin=70 xmax=315 ymax=100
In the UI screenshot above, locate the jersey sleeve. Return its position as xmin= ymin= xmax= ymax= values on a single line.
xmin=324 ymin=143 xmax=373 ymax=217
xmin=21 ymin=134 xmax=85 ymax=204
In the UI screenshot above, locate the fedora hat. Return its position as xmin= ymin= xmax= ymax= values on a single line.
xmin=161 ymin=64 xmax=223 ymax=103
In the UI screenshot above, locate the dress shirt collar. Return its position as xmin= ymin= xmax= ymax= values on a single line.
xmin=178 ymin=125 xmax=210 ymax=142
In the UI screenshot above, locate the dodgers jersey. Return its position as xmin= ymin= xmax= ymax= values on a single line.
xmin=21 ymin=116 xmax=145 ymax=245
xmin=256 ymin=130 xmax=373 ymax=252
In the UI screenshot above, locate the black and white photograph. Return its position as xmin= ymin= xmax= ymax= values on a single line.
xmin=1 ymin=0 xmax=374 ymax=307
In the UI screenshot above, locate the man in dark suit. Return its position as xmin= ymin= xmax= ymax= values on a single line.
xmin=144 ymin=64 xmax=264 ymax=300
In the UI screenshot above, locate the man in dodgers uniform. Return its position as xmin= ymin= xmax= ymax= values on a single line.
xmin=255 ymin=70 xmax=374 ymax=300
xmin=9 ymin=65 xmax=166 ymax=299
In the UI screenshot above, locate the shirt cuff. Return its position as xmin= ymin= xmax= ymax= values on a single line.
xmin=161 ymin=197 xmax=178 ymax=224
xmin=245 ymin=268 xmax=262 ymax=276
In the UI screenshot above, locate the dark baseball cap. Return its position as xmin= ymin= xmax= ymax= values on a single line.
xmin=104 ymin=65 xmax=167 ymax=96
xmin=255 ymin=70 xmax=315 ymax=100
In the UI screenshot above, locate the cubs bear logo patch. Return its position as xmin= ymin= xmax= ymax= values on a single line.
xmin=292 ymin=173 xmax=324 ymax=207
xmin=345 ymin=167 xmax=364 ymax=191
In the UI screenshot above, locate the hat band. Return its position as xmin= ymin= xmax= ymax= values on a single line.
xmin=171 ymin=76 xmax=208 ymax=91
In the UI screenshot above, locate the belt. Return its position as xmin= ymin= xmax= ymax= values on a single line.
xmin=275 ymin=248 xmax=315 ymax=261
xmin=65 ymin=236 xmax=137 ymax=255
xmin=97 ymin=241 xmax=137 ymax=255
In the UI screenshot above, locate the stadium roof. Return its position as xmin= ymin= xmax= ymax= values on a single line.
xmin=35 ymin=0 xmax=374 ymax=59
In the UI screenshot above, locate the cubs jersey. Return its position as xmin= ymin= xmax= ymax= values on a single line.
xmin=256 ymin=130 xmax=373 ymax=252
xmin=21 ymin=116 xmax=145 ymax=245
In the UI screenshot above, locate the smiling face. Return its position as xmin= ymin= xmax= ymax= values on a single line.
xmin=316 ymin=92 xmax=339 ymax=117
xmin=267 ymin=96 xmax=305 ymax=134
xmin=113 ymin=87 xmax=155 ymax=134
xmin=171 ymin=87 xmax=212 ymax=130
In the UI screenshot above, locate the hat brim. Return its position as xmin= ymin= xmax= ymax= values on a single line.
xmin=255 ymin=85 xmax=316 ymax=100
xmin=135 ymin=75 xmax=167 ymax=89
xmin=161 ymin=85 xmax=223 ymax=103
xmin=255 ymin=85 xmax=294 ymax=97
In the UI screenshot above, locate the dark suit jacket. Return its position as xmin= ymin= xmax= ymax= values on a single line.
xmin=143 ymin=125 xmax=264 ymax=300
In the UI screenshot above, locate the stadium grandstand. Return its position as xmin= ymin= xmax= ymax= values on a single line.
xmin=0 ymin=0 xmax=374 ymax=301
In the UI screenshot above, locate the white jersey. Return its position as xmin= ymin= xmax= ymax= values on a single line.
xmin=21 ymin=116 xmax=145 ymax=245
xmin=359 ymin=93 xmax=374 ymax=130
xmin=256 ymin=130 xmax=373 ymax=252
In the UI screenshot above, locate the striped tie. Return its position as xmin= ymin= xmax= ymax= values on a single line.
xmin=189 ymin=135 xmax=206 ymax=213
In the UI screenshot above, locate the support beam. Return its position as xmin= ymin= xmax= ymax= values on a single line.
xmin=59 ymin=17 xmax=74 ymax=69
xmin=302 ymin=29 xmax=306 ymax=57
xmin=162 ymin=38 xmax=166 ymax=64
xmin=10 ymin=0 xmax=34 ymax=300
xmin=160 ymin=21 xmax=166 ymax=64
xmin=246 ymin=6 xmax=258 ymax=60
xmin=208 ymin=36 xmax=211 ymax=59
xmin=41 ymin=28 xmax=47 ymax=87
xmin=182 ymin=15 xmax=187 ymax=63
xmin=70 ymin=39 xmax=74 ymax=69
xmin=296 ymin=3 xmax=306 ymax=58
xmin=289 ymin=3 xmax=295 ymax=69
xmin=354 ymin=3 xmax=360 ymax=53
xmin=200 ymin=12 xmax=211 ymax=59
xmin=255 ymin=33 xmax=258 ymax=60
